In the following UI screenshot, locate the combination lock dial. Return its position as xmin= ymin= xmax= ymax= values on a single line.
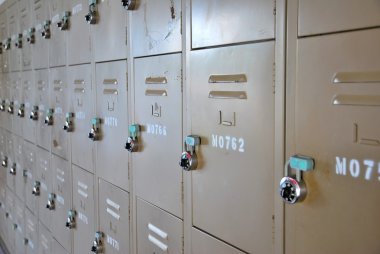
xmin=91 ymin=231 xmax=104 ymax=253
xmin=125 ymin=124 xmax=140 ymax=152
xmin=121 ymin=0 xmax=137 ymax=10
xmin=179 ymin=135 xmax=201 ymax=171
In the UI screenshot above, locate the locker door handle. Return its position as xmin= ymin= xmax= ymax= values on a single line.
xmin=332 ymin=71 xmax=380 ymax=83
xmin=145 ymin=77 xmax=168 ymax=84
xmin=208 ymin=74 xmax=247 ymax=83
xmin=208 ymin=91 xmax=247 ymax=100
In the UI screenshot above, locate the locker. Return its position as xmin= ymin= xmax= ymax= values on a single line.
xmin=35 ymin=69 xmax=51 ymax=151
xmin=36 ymin=147 xmax=53 ymax=231
xmin=22 ymin=70 xmax=37 ymax=143
xmin=8 ymin=1 xmax=22 ymax=72
xmin=191 ymin=228 xmax=244 ymax=254
xmin=6 ymin=133 xmax=15 ymax=192
xmin=0 ymin=76 xmax=6 ymax=129
xmin=96 ymin=179 xmax=130 ymax=254
xmin=299 ymin=0 xmax=380 ymax=36
xmin=189 ymin=43 xmax=275 ymax=253
xmin=49 ymin=0 xmax=68 ymax=67
xmin=25 ymin=208 xmax=38 ymax=254
xmin=0 ymin=187 xmax=6 ymax=244
xmin=51 ymin=155 xmax=72 ymax=252
xmin=92 ymin=0 xmax=127 ymax=62
xmin=95 ymin=61 xmax=129 ymax=190
xmin=3 ymin=74 xmax=12 ymax=131
xmin=68 ymin=0 xmax=91 ymax=65
xmin=23 ymin=140 xmax=38 ymax=214
xmin=31 ymin=0 xmax=49 ymax=69
xmin=50 ymin=67 xmax=69 ymax=159
xmin=191 ymin=0 xmax=275 ymax=48
xmin=37 ymin=222 xmax=53 ymax=254
xmin=13 ymin=135 xmax=25 ymax=201
xmin=10 ymin=72 xmax=23 ymax=137
xmin=68 ymin=64 xmax=94 ymax=172
xmin=286 ymin=29 xmax=380 ymax=254
xmin=53 ymin=240 xmax=70 ymax=254
xmin=72 ymin=165 xmax=95 ymax=254
xmin=0 ymin=9 xmax=9 ymax=73
xmin=133 ymin=54 xmax=183 ymax=217
xmin=136 ymin=198 xmax=182 ymax=254
xmin=5 ymin=188 xmax=15 ymax=254
xmin=14 ymin=196 xmax=26 ymax=254
xmin=20 ymin=0 xmax=32 ymax=71
xmin=130 ymin=0 xmax=181 ymax=57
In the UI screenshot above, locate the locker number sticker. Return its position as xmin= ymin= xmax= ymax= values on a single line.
xmin=146 ymin=123 xmax=167 ymax=136
xmin=336 ymin=156 xmax=380 ymax=182
xmin=211 ymin=134 xmax=245 ymax=153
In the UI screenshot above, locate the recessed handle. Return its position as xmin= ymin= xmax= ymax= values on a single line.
xmin=145 ymin=89 xmax=167 ymax=97
xmin=332 ymin=71 xmax=380 ymax=83
xmin=332 ymin=94 xmax=380 ymax=107
xmin=208 ymin=74 xmax=247 ymax=83
xmin=103 ymin=89 xmax=118 ymax=95
xmin=145 ymin=77 xmax=167 ymax=84
xmin=103 ymin=79 xmax=118 ymax=85
xmin=208 ymin=91 xmax=247 ymax=100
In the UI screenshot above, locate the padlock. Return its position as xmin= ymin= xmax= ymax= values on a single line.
xmin=179 ymin=135 xmax=201 ymax=171
xmin=14 ymin=34 xmax=22 ymax=49
xmin=46 ymin=193 xmax=56 ymax=210
xmin=44 ymin=108 xmax=54 ymax=126
xmin=7 ymin=101 xmax=14 ymax=114
xmin=85 ymin=0 xmax=97 ymax=25
xmin=23 ymin=169 xmax=28 ymax=178
xmin=26 ymin=28 xmax=35 ymax=44
xmin=0 ymin=42 xmax=2 ymax=54
xmin=3 ymin=38 xmax=10 ymax=50
xmin=125 ymin=124 xmax=140 ymax=152
xmin=121 ymin=0 xmax=137 ymax=10
xmin=41 ymin=20 xmax=51 ymax=39
xmin=91 ymin=231 xmax=104 ymax=253
xmin=88 ymin=118 xmax=101 ymax=141
xmin=65 ymin=210 xmax=76 ymax=229
xmin=29 ymin=105 xmax=39 ymax=120
xmin=57 ymin=12 xmax=70 ymax=31
xmin=32 ymin=181 xmax=40 ymax=196
xmin=9 ymin=163 xmax=16 ymax=175
xmin=0 ymin=100 xmax=5 ymax=111
xmin=63 ymin=112 xmax=74 ymax=132
xmin=279 ymin=155 xmax=315 ymax=204
xmin=23 ymin=238 xmax=28 ymax=246
xmin=17 ymin=104 xmax=25 ymax=118
xmin=2 ymin=156 xmax=8 ymax=168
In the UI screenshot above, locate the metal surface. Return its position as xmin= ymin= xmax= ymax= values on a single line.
xmin=19 ymin=0 xmax=32 ymax=71
xmin=49 ymin=0 xmax=68 ymax=67
xmin=35 ymin=69 xmax=51 ymax=151
xmin=23 ymin=141 xmax=38 ymax=214
xmin=31 ymin=0 xmax=49 ymax=69
xmin=21 ymin=71 xmax=36 ymax=143
xmin=37 ymin=221 xmax=53 ymax=254
xmin=24 ymin=208 xmax=38 ymax=254
xmin=7 ymin=1 xmax=21 ymax=72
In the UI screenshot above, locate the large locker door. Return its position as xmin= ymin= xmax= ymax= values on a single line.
xmin=23 ymin=140 xmax=38 ymax=214
xmin=133 ymin=54 xmax=183 ymax=217
xmin=130 ymin=0 xmax=181 ymax=57
xmin=5 ymin=188 xmax=16 ymax=253
xmin=189 ymin=43 xmax=275 ymax=253
xmin=68 ymin=0 xmax=91 ymax=65
xmin=0 ymin=9 xmax=9 ymax=73
xmin=0 ymin=76 xmax=7 ymax=129
xmin=22 ymin=71 xmax=37 ymax=143
xmin=35 ymin=69 xmax=51 ymax=151
xmin=31 ymin=0 xmax=49 ymax=70
xmin=37 ymin=222 xmax=53 ymax=254
xmin=10 ymin=72 xmax=23 ymax=136
xmin=95 ymin=61 xmax=129 ymax=190
xmin=49 ymin=0 xmax=68 ymax=67
xmin=13 ymin=135 xmax=25 ymax=202
xmin=3 ymin=74 xmax=12 ymax=132
xmin=25 ymin=208 xmax=38 ymax=254
xmin=14 ymin=196 xmax=26 ymax=254
xmin=6 ymin=133 xmax=15 ymax=192
xmin=92 ymin=0 xmax=127 ymax=62
xmin=8 ymin=1 xmax=21 ymax=72
xmin=68 ymin=64 xmax=94 ymax=173
xmin=20 ymin=0 xmax=32 ymax=71
xmin=285 ymin=29 xmax=380 ymax=254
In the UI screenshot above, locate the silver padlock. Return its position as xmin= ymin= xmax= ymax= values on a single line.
xmin=46 ymin=193 xmax=56 ymax=210
xmin=9 ymin=163 xmax=16 ymax=175
xmin=14 ymin=34 xmax=22 ymax=49
xmin=91 ymin=231 xmax=104 ymax=253
xmin=125 ymin=124 xmax=140 ymax=152
xmin=0 ymin=100 xmax=5 ymax=111
xmin=2 ymin=156 xmax=8 ymax=168
xmin=66 ymin=210 xmax=76 ymax=229
xmin=63 ymin=112 xmax=74 ymax=132
xmin=3 ymin=38 xmax=10 ymax=50
xmin=29 ymin=105 xmax=39 ymax=121
xmin=44 ymin=109 xmax=54 ymax=126
xmin=32 ymin=181 xmax=40 ymax=196
xmin=279 ymin=155 xmax=315 ymax=204
xmin=121 ymin=0 xmax=137 ymax=10
xmin=7 ymin=101 xmax=14 ymax=114
xmin=57 ymin=12 xmax=70 ymax=31
xmin=26 ymin=28 xmax=35 ymax=44
xmin=0 ymin=42 xmax=2 ymax=54
xmin=17 ymin=104 xmax=25 ymax=118
xmin=41 ymin=20 xmax=51 ymax=39
xmin=85 ymin=0 xmax=97 ymax=25
xmin=179 ymin=135 xmax=201 ymax=171
xmin=88 ymin=118 xmax=101 ymax=141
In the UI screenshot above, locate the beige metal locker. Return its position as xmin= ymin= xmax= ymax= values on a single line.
xmin=133 ymin=53 xmax=183 ymax=217
xmin=37 ymin=221 xmax=53 ymax=254
xmin=25 ymin=208 xmax=38 ymax=254
xmin=95 ymin=61 xmax=129 ymax=191
xmin=191 ymin=0 xmax=275 ymax=48
xmin=51 ymin=155 xmax=72 ymax=252
xmin=19 ymin=0 xmax=32 ymax=71
xmin=97 ymin=179 xmax=130 ymax=254
xmin=0 ymin=188 xmax=7 ymax=248
xmin=31 ymin=0 xmax=49 ymax=70
xmin=0 ymin=7 xmax=8 ymax=73
xmin=23 ymin=140 xmax=38 ymax=215
xmin=285 ymin=29 xmax=380 ymax=254
xmin=68 ymin=64 xmax=94 ymax=173
xmin=92 ymin=0 xmax=127 ymax=62
xmin=13 ymin=135 xmax=25 ymax=201
xmin=3 ymin=74 xmax=12 ymax=131
xmin=10 ymin=72 xmax=23 ymax=137
xmin=136 ymin=198 xmax=183 ymax=254
xmin=130 ymin=0 xmax=182 ymax=57
xmin=5 ymin=188 xmax=15 ymax=253
xmin=35 ymin=69 xmax=51 ymax=151
xmin=5 ymin=133 xmax=15 ymax=192
xmin=22 ymin=70 xmax=37 ymax=143
xmin=53 ymin=239 xmax=70 ymax=254
xmin=8 ymin=1 xmax=21 ymax=72
xmin=189 ymin=43 xmax=275 ymax=253
xmin=0 ymin=76 xmax=7 ymax=129
xmin=50 ymin=67 xmax=69 ymax=159
xmin=298 ymin=0 xmax=380 ymax=36
xmin=14 ymin=196 xmax=26 ymax=254
xmin=72 ymin=165 xmax=95 ymax=254
xmin=68 ymin=0 xmax=91 ymax=65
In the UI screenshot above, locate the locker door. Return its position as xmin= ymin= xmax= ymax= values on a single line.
xmin=191 ymin=0 xmax=275 ymax=48
xmin=50 ymin=67 xmax=69 ymax=159
xmin=23 ymin=141 xmax=38 ymax=214
xmin=22 ymin=71 xmax=37 ymax=143
xmin=5 ymin=188 xmax=16 ymax=253
xmin=189 ymin=43 xmax=275 ymax=253
xmin=97 ymin=179 xmax=130 ymax=254
xmin=6 ymin=133 xmax=15 ymax=192
xmin=93 ymin=0 xmax=127 ymax=62
xmin=12 ymin=72 xmax=23 ymax=137
xmin=285 ymin=29 xmax=380 ymax=254
xmin=35 ymin=69 xmax=51 ymax=151
xmin=25 ymin=208 xmax=38 ymax=254
xmin=20 ymin=0 xmax=32 ymax=71
xmin=3 ymin=74 xmax=12 ymax=132
xmin=72 ymin=165 xmax=95 ymax=254
xmin=68 ymin=64 xmax=94 ymax=173
xmin=32 ymin=0 xmax=49 ymax=69
xmin=8 ymin=1 xmax=22 ymax=72
xmin=53 ymin=240 xmax=70 ymax=254
xmin=0 ymin=76 xmax=6 ymax=129
xmin=38 ymin=222 xmax=53 ymax=254
xmin=68 ymin=0 xmax=91 ymax=65
xmin=13 ymin=135 xmax=26 ymax=202
xmin=134 ymin=54 xmax=183 ymax=217
xmin=130 ymin=0 xmax=181 ymax=57
xmin=0 ymin=9 xmax=9 ymax=73
xmin=49 ymin=0 xmax=68 ymax=67
xmin=0 ymin=186 xmax=6 ymax=246
xmin=95 ymin=61 xmax=129 ymax=190
xmin=14 ymin=196 xmax=26 ymax=254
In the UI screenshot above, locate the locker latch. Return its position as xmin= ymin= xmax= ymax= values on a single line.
xmin=41 ymin=20 xmax=51 ymax=39
xmin=85 ymin=0 xmax=98 ymax=25
xmin=46 ymin=193 xmax=56 ymax=210
xmin=179 ymin=135 xmax=201 ymax=171
xmin=44 ymin=108 xmax=54 ymax=126
xmin=0 ymin=100 xmax=5 ymax=111
xmin=125 ymin=124 xmax=140 ymax=152
xmin=7 ymin=101 xmax=14 ymax=114
xmin=0 ymin=42 xmax=2 ymax=54
xmin=13 ymin=34 xmax=22 ymax=49
xmin=1 ymin=156 xmax=7 ymax=168
xmin=65 ymin=210 xmax=76 ymax=229
xmin=26 ymin=28 xmax=35 ymax=44
xmin=23 ymin=238 xmax=28 ymax=246
xmin=32 ymin=181 xmax=41 ymax=196
xmin=23 ymin=169 xmax=28 ymax=178
xmin=3 ymin=38 xmax=10 ymax=50
xmin=13 ymin=223 xmax=17 ymax=230
xmin=121 ymin=0 xmax=137 ymax=10
xmin=29 ymin=105 xmax=39 ymax=121
xmin=91 ymin=231 xmax=104 ymax=253
xmin=279 ymin=155 xmax=315 ymax=204
xmin=9 ymin=163 xmax=16 ymax=175
xmin=57 ymin=11 xmax=70 ymax=31
xmin=17 ymin=103 xmax=25 ymax=118
xmin=88 ymin=118 xmax=101 ymax=141
xmin=63 ymin=112 xmax=74 ymax=132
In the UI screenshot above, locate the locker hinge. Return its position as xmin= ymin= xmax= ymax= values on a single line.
xmin=125 ymin=26 xmax=128 ymax=45
xmin=126 ymin=72 xmax=129 ymax=91
xmin=273 ymin=0 xmax=276 ymax=16
xmin=180 ymin=11 xmax=182 ymax=35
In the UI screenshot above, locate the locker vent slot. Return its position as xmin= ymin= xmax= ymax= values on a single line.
xmin=145 ymin=89 xmax=168 ymax=97
xmin=208 ymin=74 xmax=247 ymax=83
xmin=148 ymin=234 xmax=168 ymax=252
xmin=148 ymin=223 xmax=168 ymax=239
xmin=145 ymin=77 xmax=168 ymax=84
xmin=74 ymin=79 xmax=85 ymax=85
xmin=333 ymin=71 xmax=380 ymax=83
xmin=103 ymin=79 xmax=118 ymax=85
xmin=208 ymin=91 xmax=247 ymax=99
xmin=332 ymin=94 xmax=380 ymax=106
xmin=103 ymin=89 xmax=118 ymax=95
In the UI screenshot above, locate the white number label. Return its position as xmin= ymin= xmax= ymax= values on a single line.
xmin=146 ymin=123 xmax=167 ymax=136
xmin=104 ymin=117 xmax=118 ymax=127
xmin=336 ymin=156 xmax=380 ymax=182
xmin=211 ymin=134 xmax=245 ymax=153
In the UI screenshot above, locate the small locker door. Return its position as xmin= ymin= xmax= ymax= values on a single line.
xmin=285 ymin=29 xmax=380 ymax=254
xmin=22 ymin=71 xmax=37 ymax=143
xmin=68 ymin=0 xmax=91 ymax=65
xmin=6 ymin=133 xmax=15 ymax=192
xmin=133 ymin=54 xmax=183 ymax=217
xmin=23 ymin=141 xmax=38 ymax=215
xmin=31 ymin=0 xmax=49 ymax=69
xmin=8 ymin=1 xmax=22 ymax=72
xmin=11 ymin=72 xmax=23 ymax=137
xmin=0 ymin=9 xmax=9 ymax=73
xmin=13 ymin=135 xmax=26 ymax=201
xmin=20 ymin=0 xmax=32 ymax=71
xmin=5 ymin=188 xmax=16 ymax=253
xmin=72 ymin=165 xmax=95 ymax=254
xmin=92 ymin=0 xmax=127 ymax=62
xmin=189 ymin=43 xmax=275 ymax=253
xmin=14 ymin=196 xmax=26 ymax=254
xmin=35 ymin=69 xmax=51 ymax=151
xmin=37 ymin=222 xmax=53 ymax=254
xmin=25 ymin=208 xmax=38 ymax=254
xmin=68 ymin=64 xmax=94 ymax=173
xmin=130 ymin=0 xmax=181 ymax=57
xmin=95 ymin=61 xmax=129 ymax=190
xmin=4 ymin=75 xmax=12 ymax=131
